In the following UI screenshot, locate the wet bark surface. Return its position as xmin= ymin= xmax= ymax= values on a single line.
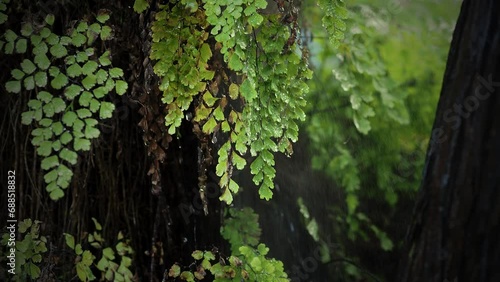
xmin=399 ymin=0 xmax=500 ymax=281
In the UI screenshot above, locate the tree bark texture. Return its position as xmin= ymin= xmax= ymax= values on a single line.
xmin=399 ymin=0 xmax=500 ymax=281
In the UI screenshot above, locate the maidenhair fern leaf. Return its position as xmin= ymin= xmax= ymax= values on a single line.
xmin=34 ymin=71 xmax=48 ymax=87
xmin=41 ymin=156 xmax=59 ymax=170
xmin=21 ymin=59 xmax=37 ymax=74
xmin=99 ymin=101 xmax=115 ymax=119
xmin=5 ymin=80 xmax=21 ymax=93
xmin=318 ymin=0 xmax=348 ymax=48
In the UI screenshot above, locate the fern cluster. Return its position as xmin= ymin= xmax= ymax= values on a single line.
xmin=63 ymin=218 xmax=135 ymax=281
xmin=167 ymin=207 xmax=288 ymax=282
xmin=150 ymin=2 xmax=214 ymax=135
xmin=147 ymin=0 xmax=312 ymax=203
xmin=0 ymin=219 xmax=48 ymax=280
xmin=3 ymin=12 xmax=127 ymax=200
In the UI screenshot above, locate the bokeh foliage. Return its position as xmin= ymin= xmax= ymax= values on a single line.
xmin=303 ymin=0 xmax=459 ymax=277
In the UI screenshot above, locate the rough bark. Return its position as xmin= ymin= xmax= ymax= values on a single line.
xmin=399 ymin=0 xmax=500 ymax=281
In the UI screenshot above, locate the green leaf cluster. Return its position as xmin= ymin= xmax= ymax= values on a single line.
xmin=167 ymin=244 xmax=288 ymax=282
xmin=306 ymin=4 xmax=412 ymax=247
xmin=3 ymin=12 xmax=127 ymax=200
xmin=150 ymin=3 xmax=214 ymax=135
xmin=0 ymin=219 xmax=48 ymax=280
xmin=199 ymin=5 xmax=312 ymax=203
xmin=0 ymin=0 xmax=9 ymax=25
xmin=133 ymin=0 xmax=150 ymax=13
xmin=221 ymin=207 xmax=261 ymax=255
xmin=304 ymin=0 xmax=458 ymax=261
xmin=202 ymin=0 xmax=267 ymax=65
xmin=148 ymin=1 xmax=312 ymax=204
xmin=318 ymin=0 xmax=348 ymax=48
xmin=239 ymin=16 xmax=311 ymax=201
xmin=64 ymin=218 xmax=135 ymax=282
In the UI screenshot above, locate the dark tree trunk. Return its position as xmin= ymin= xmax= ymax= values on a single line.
xmin=399 ymin=0 xmax=500 ymax=281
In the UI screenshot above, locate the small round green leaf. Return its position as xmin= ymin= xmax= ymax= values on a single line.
xmin=11 ymin=69 xmax=24 ymax=80
xmin=74 ymin=138 xmax=91 ymax=151
xmin=100 ymin=25 xmax=112 ymax=40
xmin=72 ymin=118 xmax=85 ymax=132
xmin=168 ymin=264 xmax=181 ymax=278
xmin=109 ymin=67 xmax=123 ymax=78
xmin=115 ymin=80 xmax=128 ymax=95
xmin=37 ymin=91 xmax=53 ymax=103
xmin=40 ymin=27 xmax=51 ymax=38
xmin=85 ymin=118 xmax=98 ymax=127
xmin=24 ymin=75 xmax=35 ymax=90
xmin=5 ymin=80 xmax=21 ymax=93
xmin=46 ymin=33 xmax=59 ymax=45
xmin=48 ymin=66 xmax=60 ymax=77
xmin=41 ymin=155 xmax=59 ymax=170
xmin=64 ymin=85 xmax=83 ymax=100
xmin=28 ymin=99 xmax=42 ymax=109
xmin=34 ymin=109 xmax=43 ymax=121
xmin=77 ymin=22 xmax=88 ymax=32
xmin=60 ymin=36 xmax=72 ymax=45
xmin=64 ymin=56 xmax=76 ymax=66
xmin=95 ymin=69 xmax=108 ymax=84
xmin=77 ymin=108 xmax=92 ymax=118
xmin=39 ymin=118 xmax=52 ymax=127
xmin=51 ymin=97 xmax=66 ymax=113
xmin=45 ymin=14 xmax=55 ymax=26
xmin=0 ymin=12 xmax=6 ymax=25
xmin=4 ymin=29 xmax=17 ymax=42
xmin=99 ymin=101 xmax=115 ymax=119
xmin=79 ymin=91 xmax=93 ymax=107
xmin=96 ymin=11 xmax=110 ymax=24
xmin=32 ymin=42 xmax=48 ymax=56
xmin=37 ymin=141 xmax=53 ymax=157
xmin=60 ymin=132 xmax=73 ymax=145
xmin=85 ymin=48 xmax=94 ymax=56
xmin=82 ymin=60 xmax=98 ymax=75
xmin=76 ymin=51 xmax=88 ymax=63
xmin=51 ymin=73 xmax=68 ymax=89
xmin=52 ymin=140 xmax=62 ymax=151
xmin=98 ymin=51 xmax=111 ymax=66
xmin=21 ymin=59 xmax=37 ymax=75
xmin=34 ymin=54 xmax=51 ymax=70
xmin=60 ymin=148 xmax=78 ymax=165
xmin=71 ymin=32 xmax=86 ymax=47
xmin=21 ymin=111 xmax=34 ymax=125
xmin=192 ymin=250 xmax=203 ymax=260
xmin=89 ymin=98 xmax=100 ymax=112
xmin=49 ymin=188 xmax=64 ymax=200
xmin=51 ymin=121 xmax=64 ymax=135
xmin=34 ymin=71 xmax=48 ymax=87
xmin=89 ymin=23 xmax=101 ymax=34
xmin=104 ymin=78 xmax=115 ymax=92
xmin=84 ymin=126 xmax=100 ymax=139
xmin=21 ymin=23 xmax=33 ymax=37
xmin=44 ymin=168 xmax=58 ymax=183
xmin=66 ymin=63 xmax=82 ymax=78
xmin=50 ymin=44 xmax=67 ymax=58
xmin=92 ymin=86 xmax=107 ymax=99
xmin=30 ymin=34 xmax=42 ymax=46
xmin=15 ymin=38 xmax=27 ymax=53
xmin=4 ymin=41 xmax=14 ymax=54
xmin=42 ymin=103 xmax=55 ymax=117
xmin=82 ymin=74 xmax=97 ymax=90
xmin=62 ymin=111 xmax=78 ymax=126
